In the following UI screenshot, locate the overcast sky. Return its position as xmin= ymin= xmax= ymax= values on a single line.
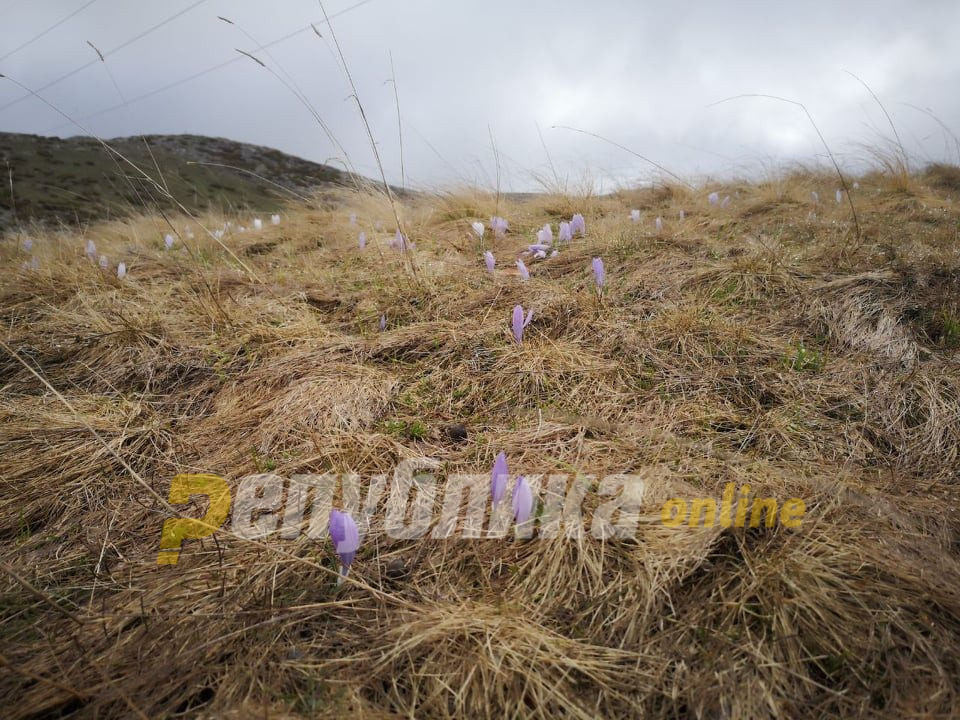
xmin=1 ymin=0 xmax=958 ymax=191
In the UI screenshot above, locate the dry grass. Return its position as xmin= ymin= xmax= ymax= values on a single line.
xmin=2 ymin=169 xmax=960 ymax=718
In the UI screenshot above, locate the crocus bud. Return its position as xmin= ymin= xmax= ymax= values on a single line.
xmin=117 ymin=262 xmax=126 ymax=279
xmin=491 ymin=452 xmax=508 ymax=505
xmin=471 ymin=221 xmax=485 ymax=239
xmin=329 ymin=509 xmax=360 ymax=582
xmin=513 ymin=475 xmax=533 ymax=523
xmin=630 ymin=209 xmax=641 ymax=223
xmin=592 ymin=257 xmax=605 ymax=288
xmin=512 ymin=304 xmax=533 ymax=344
xmin=484 ymin=250 xmax=495 ymax=273
xmin=516 ymin=259 xmax=530 ymax=281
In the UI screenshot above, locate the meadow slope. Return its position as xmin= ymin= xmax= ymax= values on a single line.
xmin=1 ymin=168 xmax=960 ymax=718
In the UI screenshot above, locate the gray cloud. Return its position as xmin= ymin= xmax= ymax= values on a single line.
xmin=1 ymin=0 xmax=958 ymax=190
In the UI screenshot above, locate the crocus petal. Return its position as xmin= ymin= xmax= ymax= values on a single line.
xmin=524 ymin=308 xmax=533 ymax=328
xmin=558 ymin=221 xmax=572 ymax=243
xmin=484 ymin=250 xmax=496 ymax=272
xmin=491 ymin=451 xmax=508 ymax=504
xmin=329 ymin=509 xmax=360 ymax=568
xmin=516 ymin=259 xmax=530 ymax=281
xmin=512 ymin=476 xmax=533 ymax=523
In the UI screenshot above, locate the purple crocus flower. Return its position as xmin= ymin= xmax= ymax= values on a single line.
xmin=592 ymin=257 xmax=605 ymax=288
xmin=329 ymin=509 xmax=360 ymax=580
xmin=516 ymin=259 xmax=530 ymax=281
xmin=379 ymin=313 xmax=387 ymax=332
xmin=471 ymin=221 xmax=485 ymax=239
xmin=708 ymin=192 xmax=719 ymax=206
xmin=512 ymin=304 xmax=533 ymax=344
xmin=85 ymin=239 xmax=97 ymax=260
xmin=253 ymin=218 xmax=263 ymax=231
xmin=630 ymin=209 xmax=641 ymax=223
xmin=391 ymin=229 xmax=408 ymax=252
xmin=655 ymin=216 xmax=663 ymax=233
xmin=537 ymin=224 xmax=553 ymax=246
xmin=527 ymin=243 xmax=550 ymax=254
xmin=835 ymin=189 xmax=843 ymax=204
xmin=513 ymin=475 xmax=533 ymax=523
xmin=490 ymin=216 xmax=509 ymax=237
xmin=484 ymin=250 xmax=496 ymax=273
xmin=558 ymin=221 xmax=572 ymax=244
xmin=359 ymin=231 xmax=366 ymax=250
xmin=98 ymin=255 xmax=108 ymax=270
xmin=571 ymin=213 xmax=585 ymax=236
xmin=491 ymin=451 xmax=508 ymax=505
xmin=117 ymin=262 xmax=126 ymax=280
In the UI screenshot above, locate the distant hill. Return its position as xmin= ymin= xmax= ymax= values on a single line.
xmin=0 ymin=133 xmax=353 ymax=230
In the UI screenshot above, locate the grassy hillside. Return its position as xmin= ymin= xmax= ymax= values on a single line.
xmin=0 ymin=132 xmax=351 ymax=231
xmin=1 ymin=168 xmax=960 ymax=718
